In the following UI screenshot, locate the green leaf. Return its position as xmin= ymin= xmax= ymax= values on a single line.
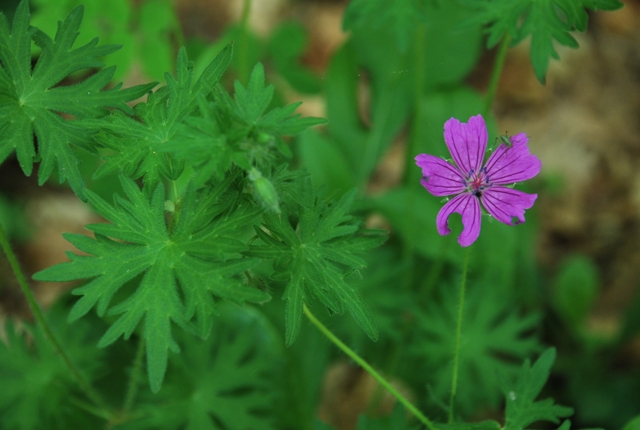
xmin=90 ymin=44 xmax=232 ymax=186
xmin=246 ymin=177 xmax=387 ymax=345
xmin=343 ymin=0 xmax=434 ymax=51
xmin=411 ymin=282 xmax=542 ymax=413
xmin=552 ymin=255 xmax=599 ymax=328
xmin=138 ymin=0 xmax=179 ymax=81
xmin=461 ymin=0 xmax=624 ymax=83
xmin=0 ymin=1 xmax=154 ymax=197
xmin=298 ymin=128 xmax=356 ymax=195
xmin=0 ymin=310 xmax=103 ymax=430
xmin=114 ymin=305 xmax=279 ymax=430
xmin=439 ymin=421 xmax=501 ymax=430
xmin=221 ymin=62 xmax=325 ymax=136
xmin=268 ymin=22 xmax=321 ymax=94
xmin=503 ymin=348 xmax=574 ymax=430
xmin=33 ymin=176 xmax=270 ymax=393
xmin=160 ymin=63 xmax=325 ymax=185
xmin=354 ymin=404 xmax=422 ymax=430
xmin=30 ymin=0 xmax=135 ymax=82
xmin=621 ymin=414 xmax=640 ymax=430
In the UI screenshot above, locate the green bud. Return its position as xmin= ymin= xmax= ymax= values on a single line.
xmin=257 ymin=132 xmax=272 ymax=144
xmin=254 ymin=176 xmax=280 ymax=214
xmin=248 ymin=168 xmax=280 ymax=213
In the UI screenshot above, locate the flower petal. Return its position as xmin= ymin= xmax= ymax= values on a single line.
xmin=444 ymin=114 xmax=487 ymax=176
xmin=484 ymin=132 xmax=541 ymax=185
xmin=415 ymin=154 xmax=466 ymax=196
xmin=436 ymin=193 xmax=481 ymax=247
xmin=481 ymin=186 xmax=537 ymax=225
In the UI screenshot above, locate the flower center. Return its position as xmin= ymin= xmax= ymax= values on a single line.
xmin=466 ymin=167 xmax=491 ymax=198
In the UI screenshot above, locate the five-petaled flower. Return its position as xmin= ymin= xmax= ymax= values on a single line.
xmin=415 ymin=114 xmax=541 ymax=247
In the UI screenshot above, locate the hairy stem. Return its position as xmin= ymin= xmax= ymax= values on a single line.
xmin=303 ymin=304 xmax=437 ymax=430
xmin=483 ymin=34 xmax=511 ymax=117
xmin=0 ymin=222 xmax=113 ymax=419
xmin=448 ymin=245 xmax=471 ymax=423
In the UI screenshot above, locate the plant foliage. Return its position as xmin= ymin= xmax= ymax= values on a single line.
xmin=88 ymin=44 xmax=232 ymax=186
xmin=0 ymin=312 xmax=102 ymax=430
xmin=461 ymin=0 xmax=624 ymax=83
xmin=33 ymin=176 xmax=270 ymax=393
xmin=412 ymin=283 xmax=542 ymax=413
xmin=160 ymin=63 xmax=324 ymax=186
xmin=0 ymin=1 xmax=154 ymax=197
xmin=0 ymin=0 xmax=631 ymax=429
xmin=502 ymin=348 xmax=574 ymax=429
xmin=247 ymin=177 xmax=387 ymax=345
xmin=115 ymin=305 xmax=278 ymax=430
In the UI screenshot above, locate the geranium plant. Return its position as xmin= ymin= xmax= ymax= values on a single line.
xmin=1 ymin=1 xmax=637 ymax=429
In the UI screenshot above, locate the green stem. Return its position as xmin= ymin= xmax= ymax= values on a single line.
xmin=483 ymin=34 xmax=511 ymax=117
xmin=448 ymin=246 xmax=471 ymax=423
xmin=122 ymin=337 xmax=146 ymax=414
xmin=303 ymin=304 xmax=437 ymax=430
xmin=401 ymin=22 xmax=427 ymax=286
xmin=238 ymin=0 xmax=252 ymax=84
xmin=0 ymin=222 xmax=113 ymax=419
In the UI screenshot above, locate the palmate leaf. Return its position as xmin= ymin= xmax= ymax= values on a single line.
xmin=0 ymin=1 xmax=154 ymax=197
xmin=503 ymin=348 xmax=574 ymax=430
xmin=115 ymin=305 xmax=278 ymax=430
xmin=226 ymin=62 xmax=325 ymax=135
xmin=33 ymin=176 xmax=270 ymax=393
xmin=88 ymin=43 xmax=232 ymax=186
xmin=461 ymin=0 xmax=623 ymax=83
xmin=160 ymin=64 xmax=324 ymax=186
xmin=0 ymin=309 xmax=103 ymax=430
xmin=246 ymin=177 xmax=387 ymax=345
xmin=411 ymin=282 xmax=542 ymax=414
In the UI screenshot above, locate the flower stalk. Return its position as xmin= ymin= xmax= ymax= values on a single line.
xmin=449 ymin=245 xmax=471 ymax=423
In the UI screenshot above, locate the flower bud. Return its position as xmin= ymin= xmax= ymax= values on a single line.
xmin=249 ymin=168 xmax=280 ymax=214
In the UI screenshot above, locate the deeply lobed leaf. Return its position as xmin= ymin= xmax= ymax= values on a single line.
xmin=503 ymin=348 xmax=574 ymax=429
xmin=90 ymin=44 xmax=233 ymax=186
xmin=115 ymin=305 xmax=279 ymax=430
xmin=246 ymin=176 xmax=387 ymax=345
xmin=461 ymin=0 xmax=624 ymax=83
xmin=33 ymin=176 xmax=270 ymax=393
xmin=411 ymin=282 xmax=543 ymax=414
xmin=0 ymin=1 xmax=154 ymax=197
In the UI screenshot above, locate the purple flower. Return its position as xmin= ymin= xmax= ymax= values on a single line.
xmin=415 ymin=114 xmax=541 ymax=247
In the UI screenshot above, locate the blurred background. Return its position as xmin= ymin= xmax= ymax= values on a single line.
xmin=1 ymin=0 xmax=640 ymax=428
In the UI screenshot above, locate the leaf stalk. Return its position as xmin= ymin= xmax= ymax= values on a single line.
xmin=483 ymin=33 xmax=511 ymax=117
xmin=303 ymin=304 xmax=437 ymax=430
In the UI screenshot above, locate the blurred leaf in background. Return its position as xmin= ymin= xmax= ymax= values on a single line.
xmin=552 ymin=255 xmax=600 ymax=330
xmin=0 ymin=306 xmax=105 ymax=430
xmin=113 ymin=305 xmax=280 ymax=430
xmin=31 ymin=0 xmax=179 ymax=82
xmin=411 ymin=281 xmax=542 ymax=415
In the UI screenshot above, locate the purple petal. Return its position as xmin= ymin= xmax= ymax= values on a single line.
xmin=443 ymin=115 xmax=487 ymax=177
xmin=436 ymin=193 xmax=481 ymax=247
xmin=484 ymin=132 xmax=541 ymax=185
xmin=481 ymin=186 xmax=537 ymax=225
xmin=415 ymin=154 xmax=466 ymax=196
